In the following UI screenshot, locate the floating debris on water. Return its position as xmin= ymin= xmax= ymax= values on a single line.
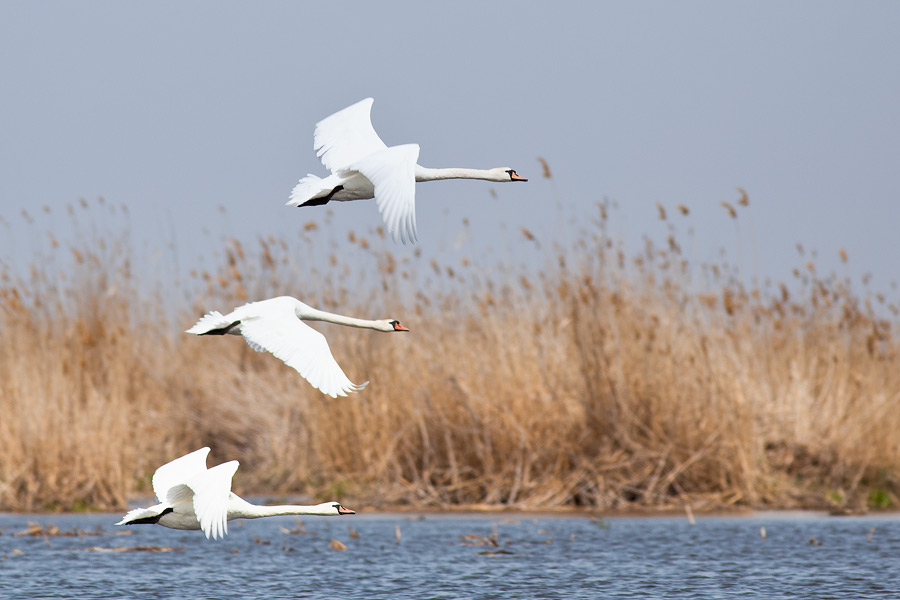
xmin=461 ymin=523 xmax=500 ymax=547
xmin=478 ymin=549 xmax=514 ymax=556
xmin=329 ymin=539 xmax=347 ymax=551
xmin=15 ymin=522 xmax=132 ymax=538
xmin=279 ymin=518 xmax=312 ymax=535
xmin=460 ymin=533 xmax=499 ymax=547
xmin=84 ymin=546 xmax=182 ymax=553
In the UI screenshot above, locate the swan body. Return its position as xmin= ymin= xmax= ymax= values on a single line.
xmin=186 ymin=296 xmax=408 ymax=398
xmin=287 ymin=98 xmax=528 ymax=245
xmin=117 ymin=447 xmax=355 ymax=540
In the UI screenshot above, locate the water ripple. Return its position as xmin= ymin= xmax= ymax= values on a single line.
xmin=2 ymin=513 xmax=899 ymax=599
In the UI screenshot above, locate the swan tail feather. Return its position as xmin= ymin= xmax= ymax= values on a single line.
xmin=186 ymin=311 xmax=234 ymax=335
xmin=287 ymin=174 xmax=333 ymax=207
xmin=117 ymin=505 xmax=171 ymax=526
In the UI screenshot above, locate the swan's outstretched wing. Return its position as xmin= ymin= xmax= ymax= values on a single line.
xmin=314 ymin=98 xmax=388 ymax=172
xmin=351 ymin=144 xmax=419 ymax=245
xmin=238 ymin=313 xmax=366 ymax=398
xmin=184 ymin=460 xmax=239 ymax=540
xmin=152 ymin=447 xmax=210 ymax=504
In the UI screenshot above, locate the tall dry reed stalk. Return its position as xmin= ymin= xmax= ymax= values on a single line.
xmin=0 ymin=198 xmax=897 ymax=512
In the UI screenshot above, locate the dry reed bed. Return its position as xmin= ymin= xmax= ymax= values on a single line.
xmin=0 ymin=200 xmax=897 ymax=513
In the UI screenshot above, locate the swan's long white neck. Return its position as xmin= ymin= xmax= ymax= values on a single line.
xmin=414 ymin=166 xmax=502 ymax=182
xmin=229 ymin=497 xmax=336 ymax=519
xmin=295 ymin=305 xmax=384 ymax=330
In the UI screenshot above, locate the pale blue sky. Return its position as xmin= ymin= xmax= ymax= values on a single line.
xmin=2 ymin=2 xmax=898 ymax=295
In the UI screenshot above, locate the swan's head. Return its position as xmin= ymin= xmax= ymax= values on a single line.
xmin=312 ymin=502 xmax=355 ymax=515
xmin=493 ymin=168 xmax=528 ymax=182
xmin=333 ymin=503 xmax=356 ymax=516
xmin=377 ymin=319 xmax=410 ymax=332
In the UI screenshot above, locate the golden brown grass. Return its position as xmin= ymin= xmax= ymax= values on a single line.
xmin=1 ymin=198 xmax=898 ymax=513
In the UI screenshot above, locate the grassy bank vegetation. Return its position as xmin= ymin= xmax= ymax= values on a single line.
xmin=1 ymin=196 xmax=898 ymax=513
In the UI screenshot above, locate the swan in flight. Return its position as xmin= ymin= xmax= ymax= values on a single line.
xmin=117 ymin=448 xmax=355 ymax=540
xmin=287 ymin=98 xmax=528 ymax=245
xmin=186 ymin=296 xmax=409 ymax=398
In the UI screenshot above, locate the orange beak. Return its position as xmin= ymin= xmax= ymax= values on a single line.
xmin=393 ymin=323 xmax=409 ymax=332
xmin=510 ymin=172 xmax=528 ymax=182
xmin=338 ymin=505 xmax=356 ymax=515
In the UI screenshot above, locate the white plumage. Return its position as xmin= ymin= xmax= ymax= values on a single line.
xmin=288 ymin=98 xmax=527 ymax=245
xmin=117 ymin=448 xmax=355 ymax=540
xmin=186 ymin=296 xmax=408 ymax=398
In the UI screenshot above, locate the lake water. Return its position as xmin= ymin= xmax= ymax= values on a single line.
xmin=1 ymin=511 xmax=898 ymax=599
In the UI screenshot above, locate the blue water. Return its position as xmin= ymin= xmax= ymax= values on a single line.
xmin=1 ymin=511 xmax=898 ymax=599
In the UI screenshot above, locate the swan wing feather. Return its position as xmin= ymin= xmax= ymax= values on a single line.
xmin=238 ymin=313 xmax=363 ymax=398
xmin=314 ymin=98 xmax=387 ymax=172
xmin=165 ymin=483 xmax=196 ymax=506
xmin=351 ymin=144 xmax=419 ymax=245
xmin=151 ymin=447 xmax=210 ymax=503
xmin=187 ymin=460 xmax=239 ymax=540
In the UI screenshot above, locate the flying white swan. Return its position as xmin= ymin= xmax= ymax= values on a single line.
xmin=186 ymin=296 xmax=409 ymax=398
xmin=287 ymin=98 xmax=528 ymax=245
xmin=117 ymin=447 xmax=355 ymax=540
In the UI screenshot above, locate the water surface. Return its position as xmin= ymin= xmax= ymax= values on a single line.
xmin=1 ymin=511 xmax=898 ymax=599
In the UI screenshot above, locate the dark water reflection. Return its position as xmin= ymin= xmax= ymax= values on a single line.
xmin=1 ymin=511 xmax=898 ymax=599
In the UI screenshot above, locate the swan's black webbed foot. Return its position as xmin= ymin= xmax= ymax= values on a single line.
xmin=301 ymin=185 xmax=344 ymax=207
xmin=126 ymin=507 xmax=174 ymax=525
